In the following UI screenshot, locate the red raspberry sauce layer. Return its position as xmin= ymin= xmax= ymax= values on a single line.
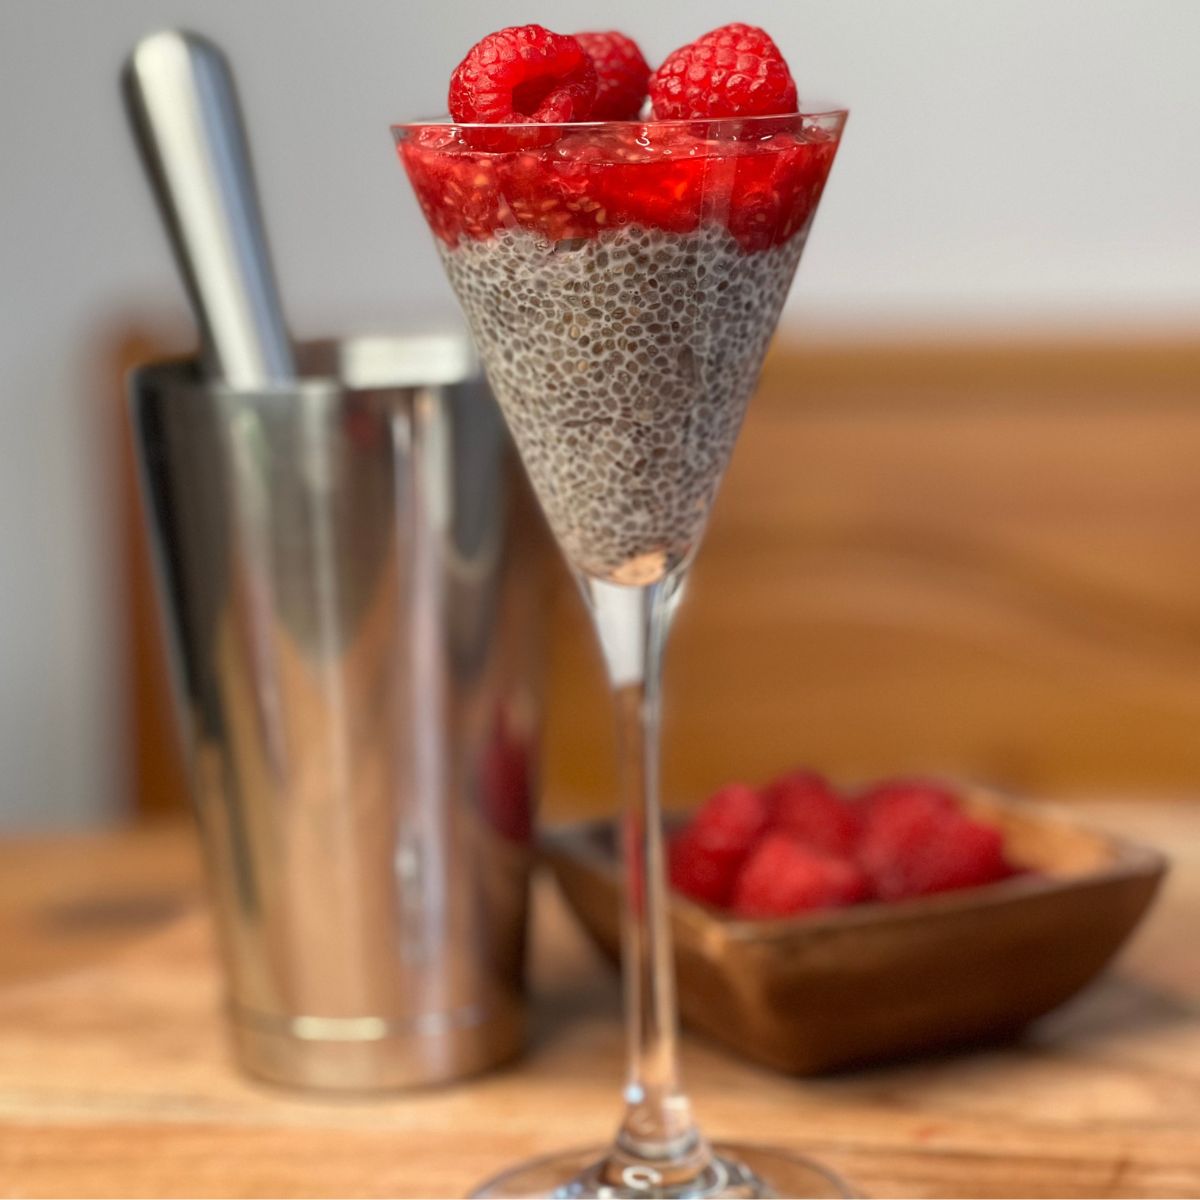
xmin=401 ymin=123 xmax=839 ymax=254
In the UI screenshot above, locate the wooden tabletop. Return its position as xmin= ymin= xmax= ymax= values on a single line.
xmin=0 ymin=801 xmax=1198 ymax=1199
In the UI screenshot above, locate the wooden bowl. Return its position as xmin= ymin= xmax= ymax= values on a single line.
xmin=544 ymin=791 xmax=1167 ymax=1074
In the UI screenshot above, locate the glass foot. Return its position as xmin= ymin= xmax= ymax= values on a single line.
xmin=469 ymin=1142 xmax=856 ymax=1198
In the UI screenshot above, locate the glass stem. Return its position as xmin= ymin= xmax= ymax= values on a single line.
xmin=581 ymin=572 xmax=712 ymax=1188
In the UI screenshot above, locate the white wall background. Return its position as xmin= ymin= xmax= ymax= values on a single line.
xmin=2 ymin=0 xmax=1199 ymax=827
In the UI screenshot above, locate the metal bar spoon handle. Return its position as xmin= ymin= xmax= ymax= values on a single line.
xmin=122 ymin=29 xmax=296 ymax=389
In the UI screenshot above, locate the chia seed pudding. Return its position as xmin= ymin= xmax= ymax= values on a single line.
xmin=439 ymin=221 xmax=808 ymax=584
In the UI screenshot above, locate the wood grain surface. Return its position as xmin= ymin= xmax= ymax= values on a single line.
xmin=539 ymin=338 xmax=1200 ymax=818
xmin=0 ymin=801 xmax=1197 ymax=1198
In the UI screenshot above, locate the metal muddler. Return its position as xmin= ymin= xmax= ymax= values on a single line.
xmin=123 ymin=32 xmax=547 ymax=1090
xmin=122 ymin=29 xmax=295 ymax=388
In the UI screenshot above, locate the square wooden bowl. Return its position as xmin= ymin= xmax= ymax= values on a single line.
xmin=544 ymin=791 xmax=1166 ymax=1074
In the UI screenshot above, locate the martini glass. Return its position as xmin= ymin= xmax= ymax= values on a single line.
xmin=394 ymin=110 xmax=849 ymax=1199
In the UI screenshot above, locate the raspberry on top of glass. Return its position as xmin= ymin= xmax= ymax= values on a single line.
xmin=401 ymin=22 xmax=841 ymax=253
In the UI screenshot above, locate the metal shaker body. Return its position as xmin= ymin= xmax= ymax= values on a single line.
xmin=130 ymin=334 xmax=547 ymax=1090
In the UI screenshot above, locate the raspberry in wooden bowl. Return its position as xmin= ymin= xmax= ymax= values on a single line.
xmin=545 ymin=776 xmax=1166 ymax=1074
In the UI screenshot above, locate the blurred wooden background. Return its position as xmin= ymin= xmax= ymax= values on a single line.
xmin=540 ymin=337 xmax=1200 ymax=817
xmin=114 ymin=333 xmax=1200 ymax=820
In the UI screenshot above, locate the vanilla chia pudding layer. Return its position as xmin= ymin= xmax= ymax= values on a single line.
xmin=441 ymin=222 xmax=807 ymax=584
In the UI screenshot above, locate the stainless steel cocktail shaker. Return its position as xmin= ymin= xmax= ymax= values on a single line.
xmin=130 ymin=334 xmax=548 ymax=1090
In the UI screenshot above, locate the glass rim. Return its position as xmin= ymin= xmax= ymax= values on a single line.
xmin=390 ymin=107 xmax=848 ymax=135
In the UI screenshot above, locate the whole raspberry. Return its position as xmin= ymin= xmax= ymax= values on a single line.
xmin=667 ymin=784 xmax=769 ymax=908
xmin=574 ymin=31 xmax=651 ymax=120
xmin=668 ymin=827 xmax=738 ymax=907
xmin=857 ymin=781 xmax=1015 ymax=900
xmin=763 ymin=770 xmax=860 ymax=858
xmin=649 ymin=23 xmax=798 ymax=120
xmin=449 ymin=25 xmax=596 ymax=147
xmin=689 ymin=782 xmax=770 ymax=857
xmin=732 ymin=833 xmax=870 ymax=918
xmin=857 ymin=779 xmax=960 ymax=822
